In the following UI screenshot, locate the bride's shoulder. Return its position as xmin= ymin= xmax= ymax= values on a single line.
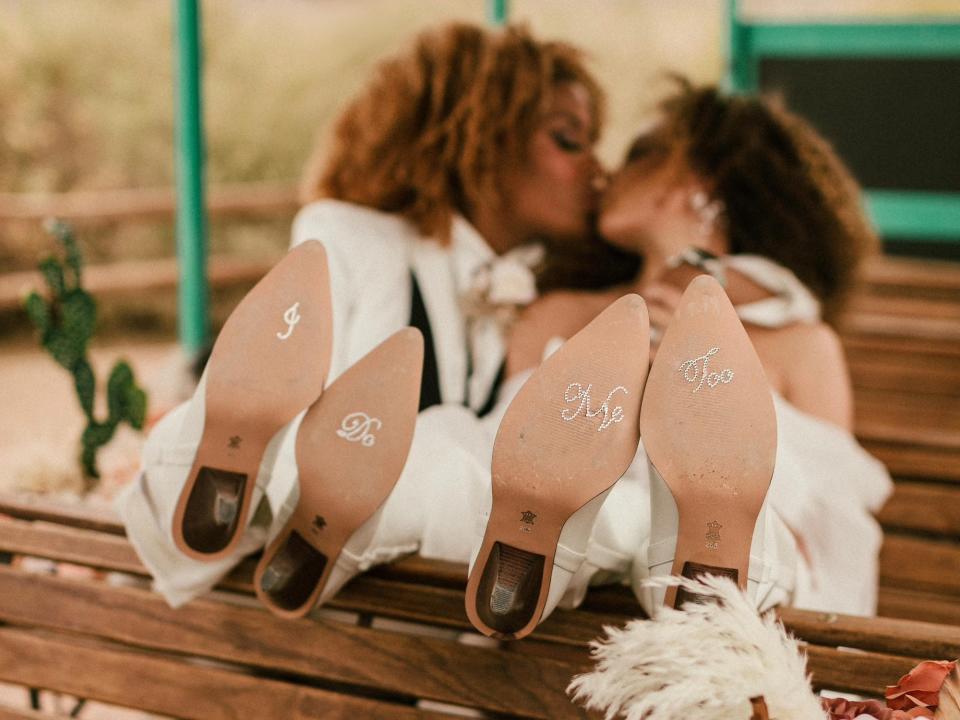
xmin=752 ymin=320 xmax=848 ymax=379
xmin=775 ymin=320 xmax=841 ymax=351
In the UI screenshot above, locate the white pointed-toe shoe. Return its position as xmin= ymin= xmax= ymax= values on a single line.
xmin=254 ymin=328 xmax=423 ymax=618
xmin=171 ymin=240 xmax=333 ymax=561
xmin=637 ymin=275 xmax=793 ymax=615
xmin=465 ymin=294 xmax=650 ymax=640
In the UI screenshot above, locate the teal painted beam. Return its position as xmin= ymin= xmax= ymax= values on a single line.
xmin=746 ymin=21 xmax=960 ymax=58
xmin=174 ymin=0 xmax=209 ymax=354
xmin=488 ymin=0 xmax=508 ymax=26
xmin=726 ymin=0 xmax=755 ymax=92
xmin=865 ymin=191 xmax=960 ymax=242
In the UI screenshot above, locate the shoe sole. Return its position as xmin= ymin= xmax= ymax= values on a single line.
xmin=171 ymin=241 xmax=333 ymax=561
xmin=640 ymin=275 xmax=776 ymax=609
xmin=465 ymin=294 xmax=649 ymax=640
xmin=254 ymin=328 xmax=423 ymax=618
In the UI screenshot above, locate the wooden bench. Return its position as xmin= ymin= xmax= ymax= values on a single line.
xmin=843 ymin=256 xmax=960 ymax=626
xmin=0 ymin=254 xmax=956 ymax=718
xmin=0 ymin=495 xmax=959 ymax=719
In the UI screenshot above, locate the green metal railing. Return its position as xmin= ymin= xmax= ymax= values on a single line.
xmin=171 ymin=1 xmax=512 ymax=353
xmin=488 ymin=0 xmax=509 ymax=26
xmin=174 ymin=0 xmax=209 ymax=354
xmin=726 ymin=0 xmax=960 ymax=252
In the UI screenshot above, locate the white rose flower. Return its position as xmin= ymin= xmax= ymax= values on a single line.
xmin=485 ymin=243 xmax=544 ymax=306
xmin=487 ymin=258 xmax=538 ymax=306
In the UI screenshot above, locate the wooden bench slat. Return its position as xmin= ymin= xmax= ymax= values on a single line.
xmin=863 ymin=442 xmax=960 ymax=483
xmin=845 ymin=294 xmax=960 ymax=323
xmin=0 ymin=517 xmax=142 ymax=574
xmin=878 ymin=482 xmax=960 ymax=538
xmin=0 ymin=567 xmax=589 ymax=719
xmin=880 ymin=534 xmax=960 ymax=596
xmin=0 ymin=704 xmax=51 ymax=720
xmin=840 ymin=313 xmax=960 ymax=343
xmin=860 ymin=256 xmax=960 ymax=297
xmin=3 ymin=516 xmax=959 ymax=635
xmin=804 ymin=646 xmax=925 ymax=696
xmin=879 ymin=586 xmax=960 ymax=626
xmin=778 ymin=607 xmax=960 ymax=661
xmin=0 ymin=495 xmax=124 ymax=535
xmin=0 ymin=626 xmax=452 ymax=720
xmin=334 ymin=577 xmax=621 ymax=648
xmin=843 ymin=333 xmax=960 ymax=359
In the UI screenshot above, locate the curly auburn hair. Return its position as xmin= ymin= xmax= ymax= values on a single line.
xmin=631 ymin=79 xmax=878 ymax=321
xmin=302 ymin=22 xmax=604 ymax=244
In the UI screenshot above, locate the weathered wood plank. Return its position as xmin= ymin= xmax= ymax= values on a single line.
xmin=880 ymin=534 xmax=960 ymax=596
xmin=805 ymin=645 xmax=931 ymax=696
xmin=0 ymin=567 xmax=590 ymax=719
xmin=879 ymin=586 xmax=960 ymax=626
xmin=0 ymin=704 xmax=51 ymax=720
xmin=0 ymin=494 xmax=124 ymax=535
xmin=860 ymin=256 xmax=960 ymax=297
xmin=0 ymin=517 xmax=142 ymax=573
xmin=0 ymin=627 xmax=452 ymax=720
xmin=7 ymin=510 xmax=960 ymax=633
xmin=878 ymin=482 xmax=960 ymax=537
xmin=845 ymin=294 xmax=960 ymax=323
xmin=778 ymin=607 xmax=960 ymax=661
xmin=843 ymin=333 xmax=960 ymax=360
xmin=863 ymin=441 xmax=960 ymax=483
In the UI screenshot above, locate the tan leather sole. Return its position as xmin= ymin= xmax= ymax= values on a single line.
xmin=640 ymin=275 xmax=776 ymax=609
xmin=465 ymin=294 xmax=650 ymax=640
xmin=254 ymin=328 xmax=423 ymax=618
xmin=172 ymin=241 xmax=333 ymax=561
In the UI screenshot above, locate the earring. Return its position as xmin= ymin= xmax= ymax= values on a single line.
xmin=688 ymin=190 xmax=723 ymax=239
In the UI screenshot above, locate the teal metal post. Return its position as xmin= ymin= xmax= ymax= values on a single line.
xmin=174 ymin=0 xmax=209 ymax=354
xmin=726 ymin=0 xmax=752 ymax=92
xmin=488 ymin=0 xmax=508 ymax=26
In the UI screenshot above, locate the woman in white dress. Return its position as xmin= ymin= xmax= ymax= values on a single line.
xmin=506 ymin=79 xmax=893 ymax=616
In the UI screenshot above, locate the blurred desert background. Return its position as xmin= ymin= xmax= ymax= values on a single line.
xmin=1 ymin=0 xmax=957 ymax=498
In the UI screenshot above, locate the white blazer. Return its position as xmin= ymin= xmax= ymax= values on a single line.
xmin=291 ymin=199 xmax=506 ymax=412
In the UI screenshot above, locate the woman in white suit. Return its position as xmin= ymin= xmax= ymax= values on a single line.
xmin=117 ymin=22 xmax=624 ymax=607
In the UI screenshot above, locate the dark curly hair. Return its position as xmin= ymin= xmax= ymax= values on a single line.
xmin=628 ymin=79 xmax=878 ymax=321
xmin=303 ymin=22 xmax=604 ymax=244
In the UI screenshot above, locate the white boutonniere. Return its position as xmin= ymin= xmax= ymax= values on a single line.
xmin=461 ymin=243 xmax=545 ymax=330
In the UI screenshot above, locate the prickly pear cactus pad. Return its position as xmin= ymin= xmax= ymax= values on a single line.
xmin=24 ymin=220 xmax=148 ymax=488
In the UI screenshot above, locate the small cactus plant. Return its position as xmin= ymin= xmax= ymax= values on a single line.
xmin=23 ymin=220 xmax=148 ymax=488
